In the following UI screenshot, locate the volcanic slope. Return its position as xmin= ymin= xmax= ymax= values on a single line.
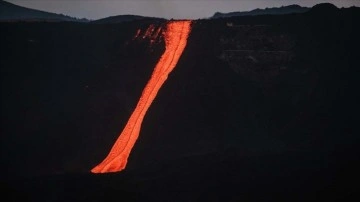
xmin=91 ymin=20 xmax=192 ymax=173
xmin=1 ymin=5 xmax=360 ymax=201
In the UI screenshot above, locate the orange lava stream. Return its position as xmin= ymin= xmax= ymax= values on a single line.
xmin=91 ymin=20 xmax=192 ymax=173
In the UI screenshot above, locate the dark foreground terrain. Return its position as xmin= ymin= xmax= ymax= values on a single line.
xmin=1 ymin=4 xmax=360 ymax=201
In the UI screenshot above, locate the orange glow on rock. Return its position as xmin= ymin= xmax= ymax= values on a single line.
xmin=153 ymin=26 xmax=163 ymax=39
xmin=133 ymin=29 xmax=141 ymax=40
xmin=136 ymin=24 xmax=163 ymax=45
xmin=143 ymin=24 xmax=155 ymax=39
xmin=91 ymin=20 xmax=192 ymax=173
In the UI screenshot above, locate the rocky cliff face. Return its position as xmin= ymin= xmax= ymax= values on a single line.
xmin=219 ymin=24 xmax=295 ymax=82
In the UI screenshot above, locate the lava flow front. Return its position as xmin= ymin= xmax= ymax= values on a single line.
xmin=91 ymin=20 xmax=192 ymax=173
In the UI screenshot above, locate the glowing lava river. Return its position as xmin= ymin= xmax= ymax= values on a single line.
xmin=91 ymin=20 xmax=192 ymax=173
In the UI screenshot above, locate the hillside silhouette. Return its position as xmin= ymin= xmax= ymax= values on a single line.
xmin=0 ymin=0 xmax=88 ymax=22
xmin=92 ymin=14 xmax=164 ymax=24
xmin=212 ymin=4 xmax=309 ymax=18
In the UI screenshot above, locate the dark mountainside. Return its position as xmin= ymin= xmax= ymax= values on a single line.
xmin=212 ymin=4 xmax=310 ymax=19
xmin=0 ymin=0 xmax=88 ymax=22
xmin=1 ymin=3 xmax=360 ymax=201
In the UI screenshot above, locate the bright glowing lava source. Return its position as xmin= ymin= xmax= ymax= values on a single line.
xmin=91 ymin=20 xmax=192 ymax=173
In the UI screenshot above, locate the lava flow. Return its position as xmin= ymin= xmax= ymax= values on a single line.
xmin=91 ymin=20 xmax=192 ymax=173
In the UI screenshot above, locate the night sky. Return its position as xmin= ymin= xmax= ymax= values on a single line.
xmin=5 ymin=0 xmax=360 ymax=20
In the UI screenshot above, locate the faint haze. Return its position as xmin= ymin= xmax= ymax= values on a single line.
xmin=5 ymin=0 xmax=360 ymax=20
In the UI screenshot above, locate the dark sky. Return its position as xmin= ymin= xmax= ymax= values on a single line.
xmin=6 ymin=0 xmax=360 ymax=20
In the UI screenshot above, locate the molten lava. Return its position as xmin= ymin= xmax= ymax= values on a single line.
xmin=134 ymin=25 xmax=163 ymax=45
xmin=91 ymin=20 xmax=192 ymax=173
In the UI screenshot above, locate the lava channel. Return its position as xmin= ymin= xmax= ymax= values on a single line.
xmin=91 ymin=20 xmax=192 ymax=173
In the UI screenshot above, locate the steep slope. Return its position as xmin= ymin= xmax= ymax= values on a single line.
xmin=0 ymin=19 xmax=166 ymax=176
xmin=1 ymin=6 xmax=360 ymax=201
xmin=91 ymin=20 xmax=192 ymax=173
